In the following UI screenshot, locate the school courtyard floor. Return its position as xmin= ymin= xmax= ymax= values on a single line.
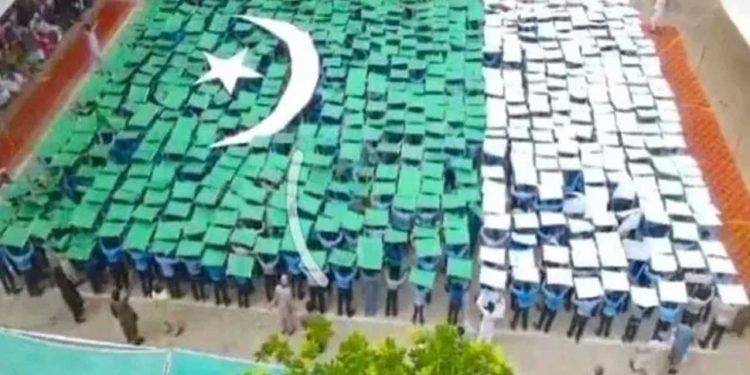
xmin=0 ymin=290 xmax=748 ymax=375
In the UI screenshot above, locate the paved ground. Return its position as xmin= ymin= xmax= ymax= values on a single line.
xmin=1 ymin=284 xmax=748 ymax=375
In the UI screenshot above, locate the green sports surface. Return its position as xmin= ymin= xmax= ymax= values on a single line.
xmin=0 ymin=0 xmax=486 ymax=279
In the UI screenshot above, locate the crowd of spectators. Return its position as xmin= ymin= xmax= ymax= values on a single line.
xmin=0 ymin=0 xmax=94 ymax=109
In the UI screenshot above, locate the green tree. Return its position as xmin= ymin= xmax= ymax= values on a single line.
xmin=246 ymin=319 xmax=513 ymax=375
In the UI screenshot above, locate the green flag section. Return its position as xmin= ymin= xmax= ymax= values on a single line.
xmin=0 ymin=0 xmax=485 ymax=276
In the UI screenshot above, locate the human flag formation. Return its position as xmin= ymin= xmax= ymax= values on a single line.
xmin=0 ymin=0 xmax=486 ymax=291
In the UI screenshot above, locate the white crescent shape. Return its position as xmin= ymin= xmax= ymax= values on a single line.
xmin=211 ymin=15 xmax=320 ymax=148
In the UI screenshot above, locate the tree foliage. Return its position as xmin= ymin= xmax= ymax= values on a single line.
xmin=247 ymin=320 xmax=513 ymax=375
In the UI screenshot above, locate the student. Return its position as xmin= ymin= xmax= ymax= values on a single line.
xmin=567 ymin=296 xmax=601 ymax=343
xmin=623 ymin=304 xmax=651 ymax=343
xmin=131 ymin=251 xmax=154 ymax=298
xmin=273 ymin=275 xmax=297 ymax=335
xmin=684 ymin=284 xmax=713 ymax=325
xmin=334 ymin=265 xmax=356 ymax=316
xmin=385 ymin=265 xmax=408 ymax=317
xmin=510 ymin=280 xmax=539 ymax=331
xmin=110 ymin=288 xmax=143 ymax=345
xmin=536 ymin=283 xmax=567 ymax=333
xmin=206 ymin=264 xmax=230 ymax=306
xmin=99 ymin=238 xmax=128 ymax=290
xmin=152 ymin=283 xmax=184 ymax=336
xmin=477 ymin=297 xmax=506 ymax=342
xmin=446 ymin=279 xmax=467 ymax=325
xmin=183 ymin=257 xmax=207 ymax=301
xmin=412 ymin=284 xmax=429 ymax=325
xmin=257 ymin=254 xmax=279 ymax=302
xmin=6 ymin=245 xmax=42 ymax=296
xmin=699 ymin=298 xmax=740 ymax=350
xmin=283 ymin=253 xmax=305 ymax=300
xmin=0 ymin=249 xmax=20 ymax=294
xmin=361 ymin=268 xmax=380 ymax=316
xmin=597 ymin=291 xmax=627 ymax=338
xmin=52 ymin=266 xmax=85 ymax=323
xmin=154 ymin=254 xmax=181 ymax=298
xmin=652 ymin=302 xmax=682 ymax=340
xmin=668 ymin=323 xmax=695 ymax=374
xmin=234 ymin=275 xmax=252 ymax=308
xmin=303 ymin=265 xmax=327 ymax=314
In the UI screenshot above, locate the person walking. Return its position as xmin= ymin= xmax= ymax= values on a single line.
xmin=668 ymin=323 xmax=695 ymax=374
xmin=52 ymin=266 xmax=85 ymax=323
xmin=699 ymin=298 xmax=740 ymax=350
xmin=109 ymin=288 xmax=143 ymax=345
xmin=385 ymin=265 xmax=408 ymax=317
xmin=273 ymin=275 xmax=297 ymax=335
xmin=152 ymin=283 xmax=184 ymax=336
xmin=477 ymin=296 xmax=506 ymax=342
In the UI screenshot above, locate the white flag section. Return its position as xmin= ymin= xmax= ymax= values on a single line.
xmin=212 ymin=15 xmax=320 ymax=148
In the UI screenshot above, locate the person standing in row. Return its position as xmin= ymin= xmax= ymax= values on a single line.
xmin=412 ymin=284 xmax=429 ymax=325
xmin=361 ymin=269 xmax=380 ymax=316
xmin=110 ymin=288 xmax=143 ymax=345
xmin=446 ymin=279 xmax=467 ymax=325
xmin=52 ymin=266 xmax=85 ymax=323
xmin=274 ymin=275 xmax=297 ymax=335
xmin=0 ymin=250 xmax=20 ymax=295
xmin=334 ymin=265 xmax=356 ymax=317
xmin=384 ymin=265 xmax=408 ymax=317
xmin=304 ymin=265 xmax=327 ymax=314
xmin=568 ymin=296 xmax=601 ymax=343
xmin=258 ymin=254 xmax=279 ymax=302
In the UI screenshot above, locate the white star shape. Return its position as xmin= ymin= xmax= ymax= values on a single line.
xmin=195 ymin=48 xmax=261 ymax=94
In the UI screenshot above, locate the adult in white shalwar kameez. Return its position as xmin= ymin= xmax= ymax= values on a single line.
xmin=477 ymin=295 xmax=506 ymax=342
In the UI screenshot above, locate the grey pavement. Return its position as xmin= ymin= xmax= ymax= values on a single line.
xmin=1 ymin=283 xmax=748 ymax=375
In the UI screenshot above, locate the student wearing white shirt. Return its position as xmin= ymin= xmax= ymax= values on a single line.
xmin=699 ymin=299 xmax=739 ymax=349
